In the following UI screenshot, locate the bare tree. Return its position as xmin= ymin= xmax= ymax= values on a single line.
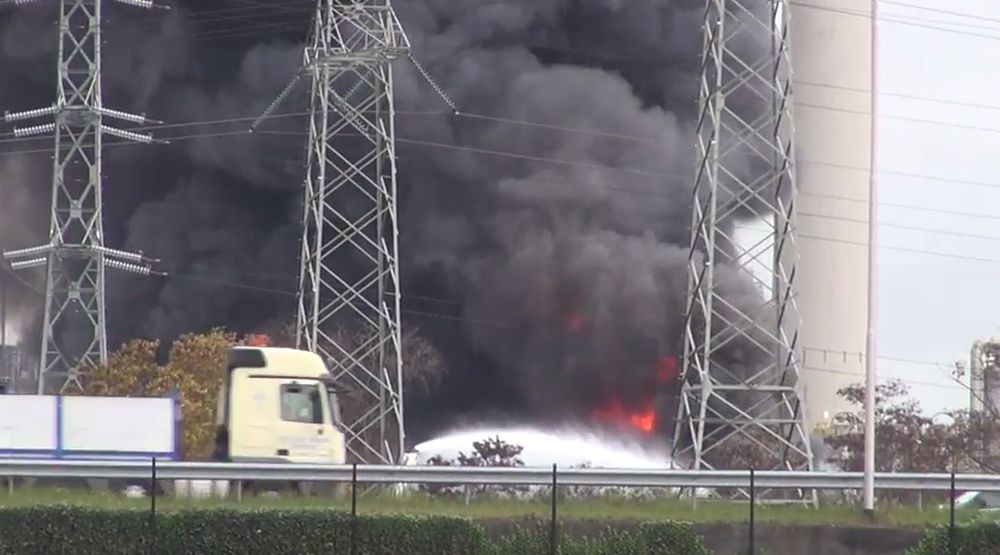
xmin=321 ymin=324 xmax=445 ymax=462
xmin=272 ymin=321 xmax=444 ymax=393
xmin=823 ymin=379 xmax=1000 ymax=503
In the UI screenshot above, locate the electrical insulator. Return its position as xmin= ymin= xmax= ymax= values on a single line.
xmin=105 ymin=258 xmax=152 ymax=275
xmin=14 ymin=123 xmax=55 ymax=138
xmin=4 ymin=105 xmax=58 ymax=123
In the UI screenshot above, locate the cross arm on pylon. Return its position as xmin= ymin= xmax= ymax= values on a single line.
xmin=5 ymin=104 xmax=164 ymax=143
xmin=3 ymin=243 xmax=163 ymax=275
xmin=1 ymin=0 xmax=170 ymax=9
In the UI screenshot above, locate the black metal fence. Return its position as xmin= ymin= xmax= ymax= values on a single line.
xmin=109 ymin=461 xmax=970 ymax=555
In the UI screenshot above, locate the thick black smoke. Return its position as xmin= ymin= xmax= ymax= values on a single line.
xmin=0 ymin=0 xmax=774 ymax=439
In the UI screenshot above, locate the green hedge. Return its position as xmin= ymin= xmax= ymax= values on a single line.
xmin=0 ymin=507 xmax=710 ymax=555
xmin=906 ymin=521 xmax=1000 ymax=555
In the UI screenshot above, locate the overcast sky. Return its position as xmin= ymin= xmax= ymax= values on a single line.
xmin=876 ymin=0 xmax=1000 ymax=414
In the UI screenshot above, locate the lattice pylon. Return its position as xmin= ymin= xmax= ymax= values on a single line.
xmin=671 ymin=0 xmax=814 ymax=493
xmin=293 ymin=1 xmax=409 ymax=464
xmin=2 ymin=0 xmax=159 ymax=395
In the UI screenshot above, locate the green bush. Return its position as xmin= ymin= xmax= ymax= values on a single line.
xmin=0 ymin=507 xmax=710 ymax=555
xmin=0 ymin=506 xmax=150 ymax=554
xmin=906 ymin=521 xmax=1000 ymax=555
xmin=640 ymin=522 xmax=712 ymax=554
xmin=0 ymin=507 xmax=485 ymax=555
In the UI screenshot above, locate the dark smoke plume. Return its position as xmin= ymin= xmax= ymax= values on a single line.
xmin=0 ymin=0 xmax=774 ymax=439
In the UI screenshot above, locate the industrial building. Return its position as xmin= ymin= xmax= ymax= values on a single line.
xmin=0 ymin=344 xmax=34 ymax=395
xmin=969 ymin=339 xmax=1000 ymax=415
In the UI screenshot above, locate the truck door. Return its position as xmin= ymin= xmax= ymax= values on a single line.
xmin=275 ymin=380 xmax=334 ymax=462
xmin=228 ymin=373 xmax=273 ymax=459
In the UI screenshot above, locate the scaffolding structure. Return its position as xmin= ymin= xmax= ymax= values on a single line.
xmin=672 ymin=0 xmax=813 ymax=483
xmin=1 ymin=0 xmax=159 ymax=394
xmin=254 ymin=0 xmax=409 ymax=464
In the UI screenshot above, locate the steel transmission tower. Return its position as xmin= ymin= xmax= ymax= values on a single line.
xmin=2 ymin=0 xmax=160 ymax=394
xmin=672 ymin=0 xmax=813 ymax=481
xmin=254 ymin=0 xmax=409 ymax=464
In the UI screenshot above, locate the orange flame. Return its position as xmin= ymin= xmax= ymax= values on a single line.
xmin=591 ymin=397 xmax=657 ymax=434
xmin=590 ymin=354 xmax=678 ymax=435
xmin=245 ymin=334 xmax=270 ymax=347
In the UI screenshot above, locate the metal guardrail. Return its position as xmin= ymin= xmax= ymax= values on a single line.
xmin=0 ymin=459 xmax=996 ymax=492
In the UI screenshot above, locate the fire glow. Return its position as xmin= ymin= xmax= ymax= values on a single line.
xmin=565 ymin=311 xmax=587 ymax=333
xmin=591 ymin=355 xmax=678 ymax=435
xmin=592 ymin=398 xmax=657 ymax=434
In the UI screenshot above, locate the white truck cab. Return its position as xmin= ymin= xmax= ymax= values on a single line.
xmin=212 ymin=346 xmax=346 ymax=465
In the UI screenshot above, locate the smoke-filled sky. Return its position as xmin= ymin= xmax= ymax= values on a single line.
xmin=0 ymin=0 xmax=785 ymax=439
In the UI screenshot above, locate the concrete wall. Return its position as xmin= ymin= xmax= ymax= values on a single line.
xmin=694 ymin=523 xmax=923 ymax=555
xmin=484 ymin=518 xmax=925 ymax=555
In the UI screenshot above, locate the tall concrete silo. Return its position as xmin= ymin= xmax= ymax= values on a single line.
xmin=789 ymin=0 xmax=874 ymax=429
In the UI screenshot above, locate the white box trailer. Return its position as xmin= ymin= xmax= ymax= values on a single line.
xmin=0 ymin=394 xmax=179 ymax=460
xmin=0 ymin=346 xmax=347 ymax=498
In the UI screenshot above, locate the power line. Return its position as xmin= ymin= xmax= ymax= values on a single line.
xmin=880 ymin=0 xmax=1000 ymax=26
xmin=815 ymin=193 xmax=1000 ymax=224
xmin=159 ymin=2 xmax=1000 ymax=120
xmin=4 ymin=118 xmax=1000 ymax=251
xmin=795 ymin=100 xmax=1000 ymax=138
xmin=803 ymin=158 xmax=1000 ymax=194
xmin=161 ymin=0 xmax=1000 ymax=48
xmin=791 ymin=1 xmax=1000 ymax=42
xmin=10 ymin=261 xmax=969 ymax=394
xmin=802 ymin=365 xmax=961 ymax=390
xmin=3 ymin=98 xmax=1000 ymax=197
xmin=12 ymin=0 xmax=1000 ymax=113
xmin=735 ymin=223 xmax=1000 ymax=265
xmin=117 ymin=267 xmax=970 ymax=392
xmin=3 ymin=117 xmax=1000 ymax=255
xmin=0 ymin=263 xmax=44 ymax=298
xmin=796 ymin=212 xmax=1000 ymax=244
xmin=190 ymin=19 xmax=308 ymax=42
xmin=799 ymin=233 xmax=1000 ymax=265
xmin=796 ymin=80 xmax=1000 ymax=114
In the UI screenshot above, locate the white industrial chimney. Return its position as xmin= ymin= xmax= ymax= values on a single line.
xmin=788 ymin=0 xmax=874 ymax=430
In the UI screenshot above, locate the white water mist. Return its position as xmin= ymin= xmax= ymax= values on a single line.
xmin=411 ymin=425 xmax=673 ymax=468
